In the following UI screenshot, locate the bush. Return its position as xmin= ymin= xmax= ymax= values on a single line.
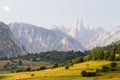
xmin=26 ymin=67 xmax=31 ymax=71
xmin=65 ymin=65 xmax=69 ymax=70
xmin=52 ymin=63 xmax=59 ymax=69
xmin=16 ymin=69 xmax=25 ymax=72
xmin=18 ymin=60 xmax=23 ymax=66
xmin=32 ymin=69 xmax=36 ymax=71
xmin=101 ymin=65 xmax=109 ymax=72
xmin=81 ymin=70 xmax=87 ymax=76
xmin=11 ymin=71 xmax=14 ymax=73
xmin=111 ymin=68 xmax=117 ymax=71
xmin=81 ymin=70 xmax=96 ymax=77
xmin=87 ymin=72 xmax=96 ymax=77
xmin=39 ymin=66 xmax=47 ymax=70
xmin=31 ymin=74 xmax=34 ymax=77
xmin=110 ymin=62 xmax=117 ymax=68
xmin=68 ymin=63 xmax=73 ymax=66
xmin=96 ymin=68 xmax=100 ymax=73
xmin=36 ymin=68 xmax=40 ymax=71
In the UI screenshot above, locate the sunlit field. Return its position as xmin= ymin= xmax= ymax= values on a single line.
xmin=1 ymin=61 xmax=120 ymax=80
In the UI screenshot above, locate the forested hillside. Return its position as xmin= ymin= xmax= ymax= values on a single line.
xmin=84 ymin=40 xmax=120 ymax=61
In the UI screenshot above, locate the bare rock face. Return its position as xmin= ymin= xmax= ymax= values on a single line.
xmin=9 ymin=23 xmax=85 ymax=53
xmin=0 ymin=22 xmax=27 ymax=57
xmin=68 ymin=20 xmax=104 ymax=46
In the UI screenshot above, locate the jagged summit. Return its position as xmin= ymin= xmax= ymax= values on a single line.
xmin=68 ymin=20 xmax=103 ymax=46
xmin=71 ymin=20 xmax=85 ymax=32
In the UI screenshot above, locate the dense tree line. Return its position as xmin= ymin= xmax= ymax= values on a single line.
xmin=9 ymin=50 xmax=87 ymax=63
xmin=84 ymin=42 xmax=120 ymax=61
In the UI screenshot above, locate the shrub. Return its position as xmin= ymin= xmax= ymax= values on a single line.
xmin=18 ymin=60 xmax=23 ymax=66
xmin=65 ymin=65 xmax=69 ymax=70
xmin=110 ymin=62 xmax=117 ymax=68
xmin=96 ymin=68 xmax=100 ymax=73
xmin=52 ymin=63 xmax=59 ymax=69
xmin=26 ymin=67 xmax=31 ymax=71
xmin=101 ymin=65 xmax=109 ymax=72
xmin=11 ymin=71 xmax=14 ymax=73
xmin=87 ymin=72 xmax=96 ymax=77
xmin=68 ymin=63 xmax=73 ymax=66
xmin=39 ymin=66 xmax=47 ymax=70
xmin=111 ymin=68 xmax=117 ymax=71
xmin=16 ymin=69 xmax=25 ymax=72
xmin=36 ymin=68 xmax=40 ymax=71
xmin=81 ymin=70 xmax=87 ymax=76
xmin=31 ymin=74 xmax=34 ymax=77
xmin=32 ymin=69 xmax=36 ymax=71
xmin=81 ymin=70 xmax=96 ymax=77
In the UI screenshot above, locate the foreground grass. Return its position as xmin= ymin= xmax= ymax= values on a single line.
xmin=24 ymin=76 xmax=93 ymax=80
xmin=0 ymin=61 xmax=120 ymax=80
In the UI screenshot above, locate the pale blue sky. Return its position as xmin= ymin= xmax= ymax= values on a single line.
xmin=0 ymin=0 xmax=120 ymax=30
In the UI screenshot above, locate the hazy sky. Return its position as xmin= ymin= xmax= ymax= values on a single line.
xmin=0 ymin=0 xmax=120 ymax=30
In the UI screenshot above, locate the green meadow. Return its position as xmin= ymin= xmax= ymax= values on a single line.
xmin=0 ymin=61 xmax=120 ymax=80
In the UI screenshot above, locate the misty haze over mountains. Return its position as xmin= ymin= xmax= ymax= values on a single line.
xmin=0 ymin=20 xmax=120 ymax=54
xmin=9 ymin=23 xmax=85 ymax=53
xmin=8 ymin=20 xmax=120 ymax=53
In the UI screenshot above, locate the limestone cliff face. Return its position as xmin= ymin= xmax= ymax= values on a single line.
xmin=0 ymin=22 xmax=27 ymax=57
xmin=9 ymin=23 xmax=85 ymax=53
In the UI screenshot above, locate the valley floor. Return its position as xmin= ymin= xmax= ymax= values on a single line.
xmin=0 ymin=61 xmax=120 ymax=80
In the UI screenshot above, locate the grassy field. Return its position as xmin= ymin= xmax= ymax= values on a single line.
xmin=0 ymin=61 xmax=120 ymax=80
xmin=0 ymin=60 xmax=51 ymax=71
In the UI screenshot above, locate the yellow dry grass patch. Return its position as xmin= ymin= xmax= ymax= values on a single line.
xmin=13 ymin=73 xmax=30 ymax=80
xmin=0 ymin=61 xmax=112 ymax=80
xmin=15 ymin=61 xmax=111 ymax=79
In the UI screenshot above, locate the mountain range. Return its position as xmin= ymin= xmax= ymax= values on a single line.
xmin=9 ymin=23 xmax=85 ymax=53
xmin=8 ymin=20 xmax=120 ymax=53
xmin=86 ymin=26 xmax=120 ymax=49
xmin=1 ymin=20 xmax=120 ymax=54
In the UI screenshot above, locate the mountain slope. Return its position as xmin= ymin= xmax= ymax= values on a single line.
xmin=9 ymin=23 xmax=85 ymax=53
xmin=0 ymin=22 xmax=27 ymax=57
xmin=68 ymin=20 xmax=103 ymax=46
xmin=68 ymin=20 xmax=120 ymax=50
xmin=86 ymin=26 xmax=120 ymax=49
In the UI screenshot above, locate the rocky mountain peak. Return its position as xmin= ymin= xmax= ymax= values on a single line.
xmin=72 ymin=20 xmax=86 ymax=32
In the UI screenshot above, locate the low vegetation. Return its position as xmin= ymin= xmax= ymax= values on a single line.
xmin=1 ymin=40 xmax=120 ymax=80
xmin=0 ymin=60 xmax=51 ymax=73
xmin=1 ymin=50 xmax=87 ymax=63
xmin=0 ymin=61 xmax=120 ymax=80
